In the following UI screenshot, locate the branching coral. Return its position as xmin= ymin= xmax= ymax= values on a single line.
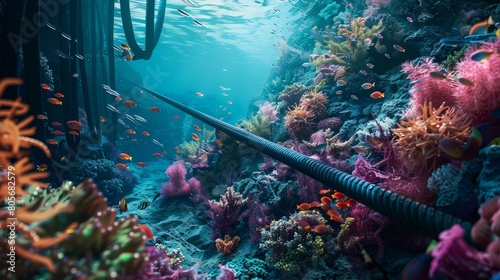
xmin=392 ymin=102 xmax=472 ymax=175
xmin=215 ymin=235 xmax=240 ymax=255
xmin=161 ymin=160 xmax=202 ymax=198
xmin=207 ymin=186 xmax=247 ymax=239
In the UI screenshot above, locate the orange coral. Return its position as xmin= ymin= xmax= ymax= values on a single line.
xmin=215 ymin=235 xmax=240 ymax=255
xmin=392 ymin=102 xmax=472 ymax=175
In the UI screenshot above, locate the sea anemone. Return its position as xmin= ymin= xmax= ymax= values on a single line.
xmin=284 ymin=104 xmax=316 ymax=140
xmin=392 ymin=102 xmax=472 ymax=175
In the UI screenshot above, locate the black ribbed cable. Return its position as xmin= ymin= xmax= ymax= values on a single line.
xmin=129 ymin=82 xmax=474 ymax=242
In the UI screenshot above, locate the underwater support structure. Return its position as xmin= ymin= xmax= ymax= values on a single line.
xmin=131 ymin=82 xmax=474 ymax=242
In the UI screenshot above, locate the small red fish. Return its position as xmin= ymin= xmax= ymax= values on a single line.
xmin=294 ymin=220 xmax=311 ymax=232
xmin=319 ymin=189 xmax=331 ymax=195
xmin=54 ymin=92 xmax=64 ymax=98
xmin=193 ymin=125 xmax=201 ymax=131
xmin=332 ymin=191 xmax=346 ymax=200
xmin=142 ymin=131 xmax=150 ymax=136
xmin=191 ymin=133 xmax=200 ymax=141
xmin=215 ymin=139 xmax=223 ymax=146
xmin=66 ymin=120 xmax=83 ymax=130
xmin=195 ymin=92 xmax=204 ymax=97
xmin=36 ymin=114 xmax=47 ymax=120
xmin=46 ymin=139 xmax=58 ymax=145
xmin=47 ymin=98 xmax=62 ymax=105
xmin=175 ymin=147 xmax=181 ymax=153
xmin=115 ymin=163 xmax=129 ymax=169
xmin=137 ymin=162 xmax=147 ymax=167
xmin=120 ymin=43 xmax=130 ymax=50
xmin=297 ymin=203 xmax=312 ymax=211
xmin=52 ymin=130 xmax=64 ymax=135
xmin=51 ymin=121 xmax=62 ymax=126
xmin=100 ymin=116 xmax=105 ymax=123
xmin=40 ymin=84 xmax=52 ymax=90
xmin=321 ymin=196 xmax=332 ymax=204
xmin=153 ymin=152 xmax=162 ymax=157
xmin=125 ymin=129 xmax=136 ymax=135
xmin=118 ymin=153 xmax=132 ymax=161
xmin=311 ymin=224 xmax=329 ymax=235
xmin=370 ymin=91 xmax=384 ymax=99
xmin=172 ymin=115 xmax=180 ymax=120
xmin=149 ymin=107 xmax=161 ymax=112
xmin=326 ymin=209 xmax=345 ymax=223
xmin=137 ymin=224 xmax=154 ymax=239
xmin=68 ymin=131 xmax=79 ymax=136
xmin=336 ymin=201 xmax=349 ymax=209
xmin=309 ymin=201 xmax=322 ymax=208
xmin=407 ymin=17 xmax=413 ymax=23
xmin=123 ymin=100 xmax=136 ymax=107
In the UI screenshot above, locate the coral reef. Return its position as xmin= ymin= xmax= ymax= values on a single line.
xmin=225 ymin=258 xmax=268 ymax=280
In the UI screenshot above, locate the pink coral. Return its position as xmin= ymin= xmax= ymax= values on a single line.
xmin=161 ymin=160 xmax=202 ymax=198
xmin=401 ymin=58 xmax=456 ymax=117
xmin=453 ymin=39 xmax=500 ymax=124
xmin=259 ymin=102 xmax=279 ymax=121
xmin=430 ymin=225 xmax=494 ymax=279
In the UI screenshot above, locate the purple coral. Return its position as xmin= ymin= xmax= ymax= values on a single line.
xmin=317 ymin=117 xmax=342 ymax=131
xmin=207 ymin=187 xmax=247 ymax=239
xmin=161 ymin=160 xmax=202 ymax=198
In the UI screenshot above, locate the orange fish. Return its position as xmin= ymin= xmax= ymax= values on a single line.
xmin=319 ymin=189 xmax=331 ymax=195
xmin=175 ymin=147 xmax=181 ymax=153
xmin=51 ymin=121 xmax=62 ymax=126
xmin=326 ymin=209 xmax=345 ymax=223
xmin=123 ymin=100 xmax=136 ymax=107
xmin=46 ymin=139 xmax=58 ymax=145
xmin=47 ymin=98 xmax=62 ymax=105
xmin=322 ymin=202 xmax=333 ymax=211
xmin=195 ymin=92 xmax=204 ymax=97
xmin=115 ymin=97 xmax=122 ymax=101
xmin=309 ymin=201 xmax=322 ymax=208
xmin=124 ymin=50 xmax=134 ymax=61
xmin=125 ymin=129 xmax=136 ymax=135
xmin=36 ymin=114 xmax=47 ymax=120
xmin=52 ymin=130 xmax=64 ymax=135
xmin=227 ymin=101 xmax=232 ymax=105
xmin=69 ymin=131 xmax=79 ymax=136
xmin=193 ymin=125 xmax=201 ymax=131
xmin=66 ymin=120 xmax=83 ymax=130
xmin=311 ymin=224 xmax=329 ymax=235
xmin=321 ymin=196 xmax=332 ymax=204
xmin=370 ymin=91 xmax=384 ymax=99
xmin=40 ymin=84 xmax=52 ymax=90
xmin=354 ymin=146 xmax=369 ymax=155
xmin=37 ymin=164 xmax=48 ymax=172
xmin=172 ymin=115 xmax=180 ymax=120
xmin=137 ymin=224 xmax=154 ymax=239
xmin=120 ymin=43 xmax=130 ymax=50
xmin=137 ymin=162 xmax=147 ymax=167
xmin=297 ymin=203 xmax=312 ymax=211
xmin=119 ymin=197 xmax=127 ymax=213
xmin=142 ymin=131 xmax=150 ymax=136
xmin=99 ymin=116 xmax=105 ymax=123
xmin=115 ymin=163 xmax=129 ymax=169
xmin=149 ymin=106 xmax=161 ymax=112
xmin=336 ymin=201 xmax=349 ymax=209
xmin=153 ymin=152 xmax=162 ymax=157
xmin=332 ymin=191 xmax=346 ymax=200
xmin=54 ymin=92 xmax=64 ymax=98
xmin=294 ymin=220 xmax=311 ymax=232
xmin=191 ymin=133 xmax=200 ymax=141
xmin=215 ymin=139 xmax=223 ymax=146
xmin=118 ymin=153 xmax=132 ymax=161
xmin=346 ymin=198 xmax=357 ymax=207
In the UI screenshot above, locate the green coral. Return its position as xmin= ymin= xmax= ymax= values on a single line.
xmin=226 ymin=258 xmax=268 ymax=280
xmin=239 ymin=113 xmax=271 ymax=140
xmin=9 ymin=180 xmax=146 ymax=279
xmin=178 ymin=141 xmax=199 ymax=158
xmin=442 ymin=46 xmax=467 ymax=69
